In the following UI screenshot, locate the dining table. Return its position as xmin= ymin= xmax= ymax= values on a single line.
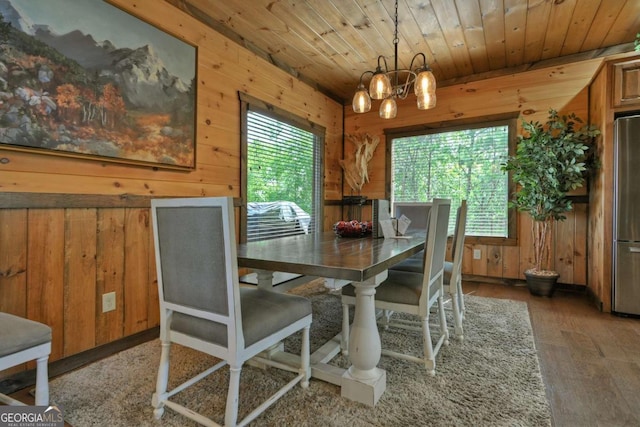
xmin=237 ymin=231 xmax=425 ymax=406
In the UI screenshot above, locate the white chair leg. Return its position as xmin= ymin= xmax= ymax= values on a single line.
xmin=152 ymin=341 xmax=171 ymax=419
xmin=451 ymin=291 xmax=464 ymax=341
xmin=225 ymin=365 xmax=242 ymax=427
xmin=300 ymin=325 xmax=310 ymax=388
xmin=438 ymin=295 xmax=450 ymax=346
xmin=382 ymin=309 xmax=393 ymax=330
xmin=457 ymin=279 xmax=466 ymax=318
xmin=341 ymin=303 xmax=350 ymax=356
xmin=34 ymin=355 xmax=49 ymax=406
xmin=421 ymin=316 xmax=435 ymax=376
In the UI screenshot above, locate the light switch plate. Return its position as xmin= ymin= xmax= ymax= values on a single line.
xmin=102 ymin=292 xmax=116 ymax=313
xmin=473 ymin=249 xmax=482 ymax=260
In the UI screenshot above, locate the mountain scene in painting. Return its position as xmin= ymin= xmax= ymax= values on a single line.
xmin=0 ymin=0 xmax=196 ymax=168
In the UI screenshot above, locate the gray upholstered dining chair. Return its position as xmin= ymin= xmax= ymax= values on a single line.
xmin=341 ymin=198 xmax=451 ymax=375
xmin=0 ymin=313 xmax=52 ymax=406
xmin=388 ymin=200 xmax=468 ymax=340
xmin=445 ymin=200 xmax=468 ymax=339
xmin=150 ymin=196 xmax=312 ymax=427
xmin=392 ymin=201 xmax=432 ymax=235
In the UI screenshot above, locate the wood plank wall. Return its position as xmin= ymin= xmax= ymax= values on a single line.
xmin=0 ymin=0 xmax=343 ymax=378
xmin=0 ymin=0 xmax=344 ymax=199
xmin=0 ymin=196 xmax=159 ymax=370
xmin=344 ymin=60 xmax=605 ymax=285
xmin=588 ymin=63 xmax=611 ymax=311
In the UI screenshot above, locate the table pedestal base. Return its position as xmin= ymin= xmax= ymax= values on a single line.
xmin=341 ymin=367 xmax=386 ymax=406
xmin=252 ymin=269 xmax=390 ymax=407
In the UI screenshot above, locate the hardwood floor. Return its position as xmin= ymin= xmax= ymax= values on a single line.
xmin=465 ymin=281 xmax=640 ymax=427
xmin=6 ymin=281 xmax=640 ymax=426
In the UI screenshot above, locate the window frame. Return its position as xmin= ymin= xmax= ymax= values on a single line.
xmin=239 ymin=92 xmax=325 ymax=243
xmin=384 ymin=114 xmax=518 ymax=246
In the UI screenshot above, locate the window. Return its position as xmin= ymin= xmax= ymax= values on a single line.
xmin=387 ymin=119 xmax=515 ymax=241
xmin=240 ymin=93 xmax=324 ymax=242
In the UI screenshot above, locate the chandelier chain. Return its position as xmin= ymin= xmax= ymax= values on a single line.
xmin=393 ymin=0 xmax=399 ymax=77
xmin=394 ymin=0 xmax=399 ymax=45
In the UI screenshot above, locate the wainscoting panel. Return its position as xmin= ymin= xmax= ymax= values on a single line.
xmin=0 ymin=195 xmax=160 ymax=379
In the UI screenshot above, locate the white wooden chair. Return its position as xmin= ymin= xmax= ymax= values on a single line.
xmin=150 ymin=197 xmax=312 ymax=427
xmin=388 ymin=200 xmax=468 ymax=340
xmin=445 ymin=200 xmax=467 ymax=339
xmin=392 ymin=201 xmax=432 ymax=234
xmin=0 ymin=313 xmax=51 ymax=406
xmin=341 ymin=198 xmax=451 ymax=375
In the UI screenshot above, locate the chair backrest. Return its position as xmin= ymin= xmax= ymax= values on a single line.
xmin=451 ymin=200 xmax=468 ymax=262
xmin=393 ymin=202 xmax=432 ymax=233
xmin=450 ymin=200 xmax=468 ymax=281
xmin=151 ymin=196 xmax=243 ymax=355
xmin=419 ymin=198 xmax=451 ymax=312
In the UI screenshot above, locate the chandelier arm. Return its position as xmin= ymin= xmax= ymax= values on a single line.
xmin=397 ymin=73 xmax=413 ymax=99
xmin=376 ymin=55 xmax=389 ymax=73
xmin=409 ymin=52 xmax=428 ymax=72
xmin=358 ymin=70 xmax=375 ymax=86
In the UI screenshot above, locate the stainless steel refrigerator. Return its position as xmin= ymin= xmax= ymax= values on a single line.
xmin=613 ymin=114 xmax=640 ymax=316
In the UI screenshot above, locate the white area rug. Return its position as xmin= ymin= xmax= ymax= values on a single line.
xmin=49 ymin=282 xmax=551 ymax=426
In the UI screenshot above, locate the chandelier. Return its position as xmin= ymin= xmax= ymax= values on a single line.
xmin=351 ymin=0 xmax=436 ymax=119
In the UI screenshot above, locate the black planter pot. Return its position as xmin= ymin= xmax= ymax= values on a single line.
xmin=524 ymin=271 xmax=559 ymax=297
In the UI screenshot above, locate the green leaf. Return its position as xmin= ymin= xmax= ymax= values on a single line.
xmin=502 ymin=108 xmax=599 ymax=270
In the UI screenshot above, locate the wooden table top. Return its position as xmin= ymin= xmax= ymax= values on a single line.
xmin=237 ymin=231 xmax=425 ymax=282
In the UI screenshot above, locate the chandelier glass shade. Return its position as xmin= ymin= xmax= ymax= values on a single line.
xmin=351 ymin=0 xmax=436 ymax=119
xmin=352 ymin=83 xmax=371 ymax=113
xmin=369 ymin=69 xmax=393 ymax=99
xmin=380 ymin=96 xmax=397 ymax=119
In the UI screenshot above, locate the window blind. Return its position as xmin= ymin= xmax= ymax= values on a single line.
xmin=391 ymin=125 xmax=509 ymax=237
xmin=246 ymin=110 xmax=322 ymax=242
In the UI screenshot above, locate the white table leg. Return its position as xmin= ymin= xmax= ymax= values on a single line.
xmin=255 ymin=269 xmax=275 ymax=290
xmin=341 ymin=273 xmax=387 ymax=406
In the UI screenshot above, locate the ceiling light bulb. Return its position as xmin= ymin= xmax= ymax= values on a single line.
xmin=380 ymin=97 xmax=397 ymax=119
xmin=352 ymin=84 xmax=371 ymax=113
xmin=369 ymin=72 xmax=392 ymax=100
xmin=417 ymin=91 xmax=436 ymax=110
xmin=414 ymin=69 xmax=436 ymax=97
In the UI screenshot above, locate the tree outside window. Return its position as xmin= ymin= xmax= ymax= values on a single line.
xmin=240 ymin=93 xmax=324 ymax=242
xmin=390 ymin=120 xmax=513 ymax=238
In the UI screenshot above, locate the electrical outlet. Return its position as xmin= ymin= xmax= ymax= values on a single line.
xmin=102 ymin=292 xmax=116 ymax=313
xmin=473 ymin=249 xmax=482 ymax=260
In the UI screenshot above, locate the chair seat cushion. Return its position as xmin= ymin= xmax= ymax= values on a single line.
xmin=390 ymin=255 xmax=453 ymax=285
xmin=171 ymin=288 xmax=311 ymax=348
xmin=389 ymin=251 xmax=423 ymax=273
xmin=0 ymin=313 xmax=52 ymax=357
xmin=240 ymin=288 xmax=311 ymax=346
xmin=443 ymin=261 xmax=453 ymax=284
xmin=342 ymin=270 xmax=425 ymax=306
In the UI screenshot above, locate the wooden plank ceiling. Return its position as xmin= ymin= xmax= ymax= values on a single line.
xmin=165 ymin=0 xmax=640 ymax=103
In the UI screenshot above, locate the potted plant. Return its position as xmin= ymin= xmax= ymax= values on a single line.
xmin=501 ymin=109 xmax=600 ymax=296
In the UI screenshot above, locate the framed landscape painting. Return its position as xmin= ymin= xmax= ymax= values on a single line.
xmin=0 ymin=0 xmax=196 ymax=169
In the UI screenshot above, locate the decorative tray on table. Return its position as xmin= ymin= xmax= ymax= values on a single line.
xmin=333 ymin=220 xmax=373 ymax=237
